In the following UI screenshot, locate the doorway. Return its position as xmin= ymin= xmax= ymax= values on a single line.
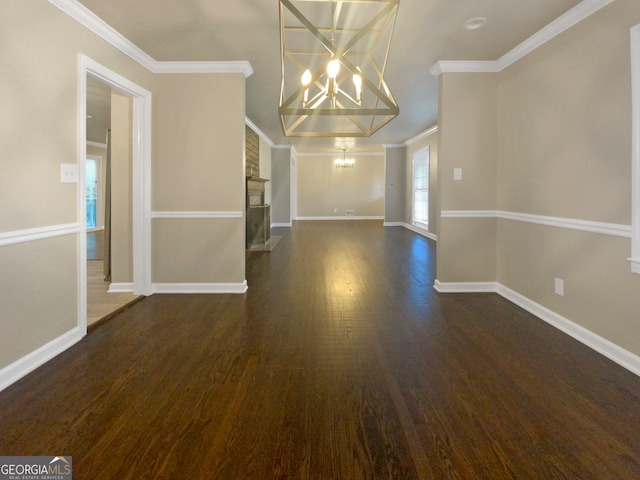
xmin=78 ymin=55 xmax=152 ymax=333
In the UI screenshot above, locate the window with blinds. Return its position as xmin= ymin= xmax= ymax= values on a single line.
xmin=412 ymin=147 xmax=430 ymax=228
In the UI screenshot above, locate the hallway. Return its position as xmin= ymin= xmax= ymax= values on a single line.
xmin=1 ymin=221 xmax=639 ymax=479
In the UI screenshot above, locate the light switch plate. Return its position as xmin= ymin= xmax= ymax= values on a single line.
xmin=60 ymin=163 xmax=78 ymax=183
xmin=454 ymin=168 xmax=462 ymax=181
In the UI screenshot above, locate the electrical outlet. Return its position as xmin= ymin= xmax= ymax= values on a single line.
xmin=333 ymin=208 xmax=337 ymax=213
xmin=346 ymin=209 xmax=355 ymax=216
xmin=554 ymin=278 xmax=564 ymax=296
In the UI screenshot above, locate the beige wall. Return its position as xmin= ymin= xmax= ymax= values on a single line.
xmin=152 ymin=73 xmax=246 ymax=285
xmin=436 ymin=0 xmax=640 ymax=356
xmin=0 ymin=0 xmax=154 ymax=372
xmin=495 ymin=0 xmax=640 ymax=354
xmin=384 ymin=146 xmax=406 ymax=223
xmin=259 ymin=136 xmax=273 ymax=205
xmin=271 ymin=148 xmax=291 ymax=225
xmin=110 ymin=92 xmax=133 ymax=283
xmin=296 ymin=153 xmax=385 ymax=218
xmin=0 ymin=236 xmax=77 ymax=369
xmin=437 ymin=73 xmax=498 ymax=283
xmin=1 ymin=1 xmax=247 ymax=377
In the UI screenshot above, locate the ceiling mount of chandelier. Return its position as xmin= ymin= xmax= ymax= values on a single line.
xmin=278 ymin=0 xmax=400 ymax=137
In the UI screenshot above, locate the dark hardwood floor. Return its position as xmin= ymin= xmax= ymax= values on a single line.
xmin=1 ymin=221 xmax=640 ymax=479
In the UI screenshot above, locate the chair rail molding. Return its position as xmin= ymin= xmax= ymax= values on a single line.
xmin=441 ymin=210 xmax=632 ymax=239
xmin=151 ymin=211 xmax=243 ymax=219
xmin=0 ymin=223 xmax=80 ymax=247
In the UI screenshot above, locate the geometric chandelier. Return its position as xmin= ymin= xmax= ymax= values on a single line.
xmin=278 ymin=0 xmax=400 ymax=137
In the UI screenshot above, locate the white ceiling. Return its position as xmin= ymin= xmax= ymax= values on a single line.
xmin=79 ymin=0 xmax=584 ymax=151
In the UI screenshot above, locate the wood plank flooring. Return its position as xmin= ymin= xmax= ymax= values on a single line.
xmin=87 ymin=260 xmax=141 ymax=326
xmin=1 ymin=221 xmax=640 ymax=479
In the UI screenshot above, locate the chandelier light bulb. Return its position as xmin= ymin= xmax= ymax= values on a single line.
xmin=353 ymin=69 xmax=363 ymax=103
xmin=301 ymin=69 xmax=312 ymax=86
xmin=352 ymin=72 xmax=362 ymax=88
xmin=327 ymin=59 xmax=340 ymax=79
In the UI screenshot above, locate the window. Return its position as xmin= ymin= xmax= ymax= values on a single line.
xmin=86 ymin=155 xmax=101 ymax=230
xmin=412 ymin=147 xmax=430 ymax=229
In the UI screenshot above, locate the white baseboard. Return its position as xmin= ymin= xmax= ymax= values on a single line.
xmin=0 ymin=327 xmax=84 ymax=393
xmin=497 ymin=285 xmax=640 ymax=377
xmin=152 ymin=281 xmax=248 ymax=294
xmin=433 ymin=280 xmax=498 ymax=293
xmin=295 ymin=216 xmax=384 ymax=221
xmin=399 ymin=222 xmax=437 ymax=241
xmin=271 ymin=222 xmax=292 ymax=228
xmin=108 ymin=283 xmax=134 ymax=293
xmin=433 ymin=280 xmax=640 ymax=377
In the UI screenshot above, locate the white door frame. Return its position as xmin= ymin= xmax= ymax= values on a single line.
xmin=77 ymin=54 xmax=152 ymax=333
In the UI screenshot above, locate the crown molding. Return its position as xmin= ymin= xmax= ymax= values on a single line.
xmin=495 ymin=0 xmax=615 ymax=71
xmin=405 ymin=125 xmax=439 ymax=145
xmin=245 ymin=118 xmax=274 ymax=146
xmin=154 ymin=61 xmax=253 ymax=77
xmin=48 ymin=0 xmax=253 ymax=76
xmin=430 ymin=61 xmax=498 ymax=76
xmin=48 ymin=0 xmax=156 ymax=70
xmin=292 ymin=150 xmax=384 ymax=157
xmin=430 ymin=0 xmax=615 ymax=76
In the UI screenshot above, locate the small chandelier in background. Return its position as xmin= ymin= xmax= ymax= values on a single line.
xmin=335 ymin=149 xmax=355 ymax=168
xmin=279 ymin=0 xmax=400 ymax=137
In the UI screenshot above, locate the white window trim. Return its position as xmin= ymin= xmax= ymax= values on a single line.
xmin=631 ymin=25 xmax=640 ymax=274
xmin=412 ymin=146 xmax=430 ymax=230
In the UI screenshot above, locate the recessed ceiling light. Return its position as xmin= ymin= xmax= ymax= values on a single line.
xmin=463 ymin=17 xmax=488 ymax=31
